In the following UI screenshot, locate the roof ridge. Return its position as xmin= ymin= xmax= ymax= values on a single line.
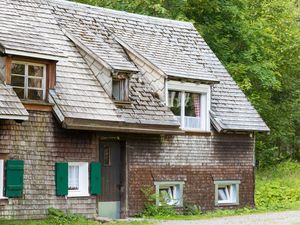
xmin=49 ymin=0 xmax=194 ymax=28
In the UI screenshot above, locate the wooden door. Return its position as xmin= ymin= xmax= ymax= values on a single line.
xmin=98 ymin=141 xmax=121 ymax=219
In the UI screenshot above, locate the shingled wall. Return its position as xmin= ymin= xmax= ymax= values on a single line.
xmin=0 ymin=111 xmax=98 ymax=219
xmin=126 ymin=133 xmax=255 ymax=215
xmin=0 ymin=111 xmax=255 ymax=219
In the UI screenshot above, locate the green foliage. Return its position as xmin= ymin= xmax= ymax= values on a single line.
xmin=256 ymin=161 xmax=300 ymax=209
xmin=182 ymin=203 xmax=202 ymax=215
xmin=73 ymin=0 xmax=300 ymax=166
xmin=139 ymin=186 xmax=178 ymax=217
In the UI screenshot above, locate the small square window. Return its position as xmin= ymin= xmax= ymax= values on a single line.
xmin=214 ymin=181 xmax=240 ymax=205
xmin=154 ymin=181 xmax=184 ymax=207
xmin=68 ymin=162 xmax=89 ymax=197
xmin=112 ymin=79 xmax=128 ymax=101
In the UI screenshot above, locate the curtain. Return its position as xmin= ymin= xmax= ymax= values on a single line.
xmin=193 ymin=93 xmax=201 ymax=117
xmin=68 ymin=166 xmax=79 ymax=190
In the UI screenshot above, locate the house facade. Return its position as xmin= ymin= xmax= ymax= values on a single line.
xmin=0 ymin=0 xmax=269 ymax=220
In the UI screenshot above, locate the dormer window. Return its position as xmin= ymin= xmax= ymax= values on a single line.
xmin=167 ymin=81 xmax=210 ymax=131
xmin=112 ymin=78 xmax=128 ymax=102
xmin=11 ymin=61 xmax=46 ymax=101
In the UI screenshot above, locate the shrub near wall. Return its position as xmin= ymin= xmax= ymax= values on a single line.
xmin=255 ymin=161 xmax=300 ymax=210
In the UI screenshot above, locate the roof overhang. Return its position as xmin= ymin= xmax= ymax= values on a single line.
xmin=0 ymin=114 xmax=28 ymax=121
xmin=210 ymin=111 xmax=270 ymax=133
xmin=62 ymin=117 xmax=184 ymax=135
xmin=0 ymin=48 xmax=63 ymax=61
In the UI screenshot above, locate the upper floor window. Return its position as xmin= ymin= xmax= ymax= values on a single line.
xmin=112 ymin=78 xmax=128 ymax=102
xmin=11 ymin=61 xmax=46 ymax=101
xmin=167 ymin=81 xmax=210 ymax=131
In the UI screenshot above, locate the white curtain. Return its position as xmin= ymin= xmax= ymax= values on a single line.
xmin=68 ymin=166 xmax=79 ymax=190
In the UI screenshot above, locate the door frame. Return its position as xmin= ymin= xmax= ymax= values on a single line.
xmin=97 ymin=137 xmax=128 ymax=218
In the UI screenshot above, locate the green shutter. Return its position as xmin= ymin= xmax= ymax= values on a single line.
xmin=5 ymin=160 xmax=24 ymax=198
xmin=55 ymin=162 xmax=68 ymax=196
xmin=90 ymin=162 xmax=102 ymax=195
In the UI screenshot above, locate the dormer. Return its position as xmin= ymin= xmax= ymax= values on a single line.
xmin=1 ymin=55 xmax=57 ymax=110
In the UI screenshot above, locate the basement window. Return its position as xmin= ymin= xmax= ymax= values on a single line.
xmin=68 ymin=162 xmax=89 ymax=197
xmin=154 ymin=181 xmax=184 ymax=207
xmin=11 ymin=62 xmax=47 ymax=101
xmin=112 ymin=78 xmax=128 ymax=101
xmin=214 ymin=180 xmax=240 ymax=205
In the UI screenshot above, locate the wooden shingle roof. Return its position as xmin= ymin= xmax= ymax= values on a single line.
xmin=0 ymin=0 xmax=269 ymax=132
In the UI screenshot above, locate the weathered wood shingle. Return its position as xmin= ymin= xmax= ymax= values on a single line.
xmin=0 ymin=82 xmax=28 ymax=120
xmin=0 ymin=0 xmax=269 ymax=132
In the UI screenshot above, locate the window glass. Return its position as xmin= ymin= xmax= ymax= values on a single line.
xmin=168 ymin=91 xmax=181 ymax=116
xmin=28 ymin=78 xmax=42 ymax=88
xmin=184 ymin=93 xmax=201 ymax=129
xmin=112 ymin=79 xmax=127 ymax=101
xmin=28 ymin=65 xmax=43 ymax=77
xmin=68 ymin=165 xmax=79 ymax=190
xmin=11 ymin=62 xmax=46 ymax=101
xmin=155 ymin=182 xmax=184 ymax=207
xmin=103 ymin=145 xmax=111 ymax=166
xmin=11 ymin=63 xmax=25 ymax=75
xmin=215 ymin=182 xmax=239 ymax=204
xmin=159 ymin=184 xmax=181 ymax=206
xmin=68 ymin=162 xmax=89 ymax=197
xmin=11 ymin=75 xmax=25 ymax=87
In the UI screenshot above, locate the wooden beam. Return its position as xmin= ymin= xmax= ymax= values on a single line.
xmin=22 ymin=102 xmax=53 ymax=112
xmin=5 ymin=56 xmax=12 ymax=85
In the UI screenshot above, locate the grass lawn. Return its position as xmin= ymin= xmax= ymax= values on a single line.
xmin=0 ymin=161 xmax=299 ymax=224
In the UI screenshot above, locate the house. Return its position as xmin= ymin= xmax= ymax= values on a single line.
xmin=0 ymin=0 xmax=269 ymax=220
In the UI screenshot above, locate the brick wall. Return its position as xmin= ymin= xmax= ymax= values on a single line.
xmin=0 ymin=111 xmax=98 ymax=219
xmin=126 ymin=133 xmax=255 ymax=215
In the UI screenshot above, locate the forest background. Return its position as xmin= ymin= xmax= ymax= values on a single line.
xmin=74 ymin=0 xmax=300 ymax=168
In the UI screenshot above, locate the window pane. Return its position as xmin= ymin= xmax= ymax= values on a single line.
xmin=28 ymin=89 xmax=43 ymax=100
xmin=28 ymin=65 xmax=44 ymax=77
xmin=103 ymin=145 xmax=111 ymax=166
xmin=184 ymin=93 xmax=201 ymax=129
xmin=11 ymin=75 xmax=25 ymax=87
xmin=28 ymin=78 xmax=42 ymax=88
xmin=159 ymin=184 xmax=181 ymax=206
xmin=11 ymin=63 xmax=25 ymax=75
xmin=68 ymin=166 xmax=79 ymax=190
xmin=218 ymin=187 xmax=228 ymax=201
xmin=168 ymin=91 xmax=181 ymax=116
xmin=112 ymin=79 xmax=127 ymax=101
xmin=13 ymin=87 xmax=24 ymax=99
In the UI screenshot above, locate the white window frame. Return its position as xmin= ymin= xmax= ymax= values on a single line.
xmin=0 ymin=160 xmax=4 ymax=199
xmin=214 ymin=180 xmax=240 ymax=205
xmin=154 ymin=181 xmax=184 ymax=207
xmin=167 ymin=80 xmax=211 ymax=131
xmin=11 ymin=61 xmax=47 ymax=100
xmin=67 ymin=162 xmax=89 ymax=197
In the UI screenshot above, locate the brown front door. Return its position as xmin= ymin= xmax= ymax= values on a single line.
xmin=98 ymin=141 xmax=121 ymax=219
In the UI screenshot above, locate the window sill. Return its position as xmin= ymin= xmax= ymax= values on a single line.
xmin=182 ymin=129 xmax=211 ymax=136
xmin=67 ymin=193 xmax=90 ymax=198
xmin=0 ymin=197 xmax=8 ymax=206
xmin=113 ymin=100 xmax=131 ymax=106
xmin=215 ymin=202 xmax=239 ymax=206
xmin=21 ymin=100 xmax=54 ymax=112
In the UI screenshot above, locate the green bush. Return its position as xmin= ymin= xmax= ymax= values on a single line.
xmin=139 ymin=186 xmax=178 ymax=217
xmin=255 ymin=161 xmax=300 ymax=210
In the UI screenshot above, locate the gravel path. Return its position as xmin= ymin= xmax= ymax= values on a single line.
xmin=159 ymin=211 xmax=300 ymax=225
